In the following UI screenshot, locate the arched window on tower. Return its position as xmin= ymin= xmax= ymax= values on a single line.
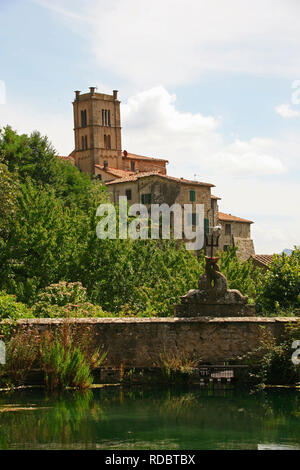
xmin=84 ymin=135 xmax=88 ymax=149
xmin=81 ymin=136 xmax=85 ymax=150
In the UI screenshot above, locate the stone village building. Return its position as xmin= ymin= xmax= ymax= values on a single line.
xmin=62 ymin=87 xmax=255 ymax=260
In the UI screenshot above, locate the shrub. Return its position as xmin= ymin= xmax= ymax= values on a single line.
xmin=0 ymin=291 xmax=30 ymax=320
xmin=33 ymin=282 xmax=106 ymax=318
xmin=39 ymin=321 xmax=107 ymax=390
xmin=157 ymin=349 xmax=199 ymax=383
xmin=0 ymin=326 xmax=39 ymax=386
xmin=40 ymin=335 xmax=93 ymax=390
xmin=243 ymin=322 xmax=300 ymax=386
xmin=0 ymin=291 xmax=32 ymax=338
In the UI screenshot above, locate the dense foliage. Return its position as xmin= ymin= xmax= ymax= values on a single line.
xmin=256 ymin=249 xmax=300 ymax=313
xmin=243 ymin=321 xmax=300 ymax=386
xmin=0 ymin=126 xmax=298 ymax=318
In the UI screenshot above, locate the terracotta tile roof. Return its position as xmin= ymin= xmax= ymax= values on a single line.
xmin=94 ymin=165 xmax=134 ymax=178
xmin=57 ymin=155 xmax=75 ymax=162
xmin=218 ymin=212 xmax=253 ymax=224
xmin=211 ymin=194 xmax=221 ymax=200
xmin=105 ymin=171 xmax=160 ymax=184
xmin=251 ymin=254 xmax=276 ymax=266
xmin=105 ymin=171 xmax=214 ymax=187
xmin=122 ymin=151 xmax=168 ymax=163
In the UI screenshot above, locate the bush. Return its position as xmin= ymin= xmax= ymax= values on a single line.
xmin=0 ymin=326 xmax=40 ymax=386
xmin=39 ymin=322 xmax=107 ymax=390
xmin=33 ymin=282 xmax=107 ymax=318
xmin=243 ymin=322 xmax=300 ymax=386
xmin=0 ymin=291 xmax=30 ymax=320
xmin=0 ymin=292 xmax=32 ymax=338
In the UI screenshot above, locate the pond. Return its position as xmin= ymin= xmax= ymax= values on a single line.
xmin=0 ymin=386 xmax=299 ymax=450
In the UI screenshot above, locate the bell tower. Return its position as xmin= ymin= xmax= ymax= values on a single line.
xmin=72 ymin=87 xmax=122 ymax=175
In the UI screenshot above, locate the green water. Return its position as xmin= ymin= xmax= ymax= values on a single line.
xmin=0 ymin=386 xmax=299 ymax=450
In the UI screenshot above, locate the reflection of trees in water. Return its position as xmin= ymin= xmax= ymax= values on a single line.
xmin=0 ymin=390 xmax=105 ymax=449
xmin=0 ymin=387 xmax=299 ymax=450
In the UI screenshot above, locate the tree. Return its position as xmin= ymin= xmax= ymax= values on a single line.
xmin=257 ymin=249 xmax=300 ymax=312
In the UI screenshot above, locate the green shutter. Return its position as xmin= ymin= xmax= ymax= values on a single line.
xmin=141 ymin=194 xmax=145 ymax=204
xmin=147 ymin=193 xmax=152 ymax=204
xmin=204 ymin=218 xmax=209 ymax=234
xmin=190 ymin=190 xmax=196 ymax=202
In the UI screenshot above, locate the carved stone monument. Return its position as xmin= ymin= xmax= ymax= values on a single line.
xmin=175 ymin=256 xmax=255 ymax=317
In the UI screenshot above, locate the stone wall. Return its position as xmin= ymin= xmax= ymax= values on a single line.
xmin=15 ymin=317 xmax=298 ymax=368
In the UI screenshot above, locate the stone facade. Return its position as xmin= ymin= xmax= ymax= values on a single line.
xmin=218 ymin=212 xmax=255 ymax=260
xmin=73 ymin=88 xmax=122 ymax=175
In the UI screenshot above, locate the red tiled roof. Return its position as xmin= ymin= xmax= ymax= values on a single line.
xmin=94 ymin=165 xmax=134 ymax=178
xmin=218 ymin=212 xmax=253 ymax=224
xmin=122 ymin=151 xmax=168 ymax=163
xmin=105 ymin=171 xmax=214 ymax=187
xmin=251 ymin=254 xmax=276 ymax=266
xmin=57 ymin=155 xmax=75 ymax=162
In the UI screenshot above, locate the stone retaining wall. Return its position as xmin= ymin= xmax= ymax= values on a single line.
xmin=15 ymin=317 xmax=299 ymax=367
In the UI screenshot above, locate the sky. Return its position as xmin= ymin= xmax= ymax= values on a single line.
xmin=0 ymin=0 xmax=300 ymax=253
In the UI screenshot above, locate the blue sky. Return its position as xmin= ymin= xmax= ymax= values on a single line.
xmin=1 ymin=0 xmax=300 ymax=253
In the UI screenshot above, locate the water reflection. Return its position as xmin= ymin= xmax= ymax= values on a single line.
xmin=0 ymin=386 xmax=299 ymax=450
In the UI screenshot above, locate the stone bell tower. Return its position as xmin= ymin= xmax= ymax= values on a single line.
xmin=72 ymin=87 xmax=122 ymax=175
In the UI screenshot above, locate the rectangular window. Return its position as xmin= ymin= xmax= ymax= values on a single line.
xmin=108 ymin=110 xmax=111 ymax=127
xmin=189 ymin=190 xmax=196 ymax=202
xmin=131 ymin=161 xmax=135 ymax=171
xmin=81 ymin=110 xmax=87 ymax=127
xmin=225 ymin=223 xmax=231 ymax=236
xmin=223 ymin=245 xmax=229 ymax=251
xmin=125 ymin=189 xmax=132 ymax=200
xmin=204 ymin=218 xmax=210 ymax=234
xmin=141 ymin=193 xmax=151 ymax=204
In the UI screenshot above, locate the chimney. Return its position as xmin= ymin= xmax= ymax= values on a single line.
xmin=113 ymin=90 xmax=118 ymax=100
xmin=123 ymin=150 xmax=128 ymax=157
xmin=75 ymin=90 xmax=81 ymax=100
xmin=90 ymin=87 xmax=96 ymax=96
xmin=104 ymin=160 xmax=108 ymax=169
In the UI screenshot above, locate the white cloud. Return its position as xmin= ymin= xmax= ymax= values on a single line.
xmin=122 ymin=86 xmax=287 ymax=179
xmin=33 ymin=0 xmax=300 ymax=87
xmin=275 ymin=103 xmax=300 ymax=118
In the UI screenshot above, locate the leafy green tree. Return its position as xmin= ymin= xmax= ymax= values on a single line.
xmin=0 ymin=181 xmax=86 ymax=303
xmin=0 ymin=159 xmax=17 ymax=238
xmin=257 ymin=249 xmax=300 ymax=313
